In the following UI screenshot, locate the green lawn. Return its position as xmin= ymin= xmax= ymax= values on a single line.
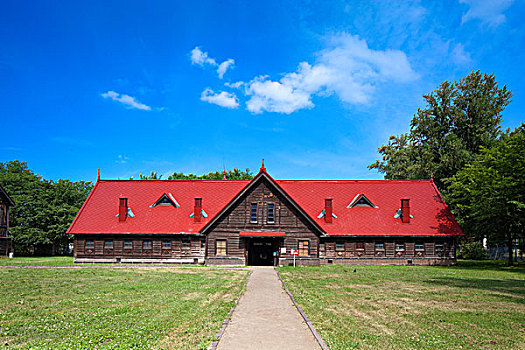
xmin=0 ymin=256 xmax=76 ymax=266
xmin=0 ymin=267 xmax=248 ymax=349
xmin=0 ymin=257 xmax=203 ymax=267
xmin=278 ymin=260 xmax=525 ymax=350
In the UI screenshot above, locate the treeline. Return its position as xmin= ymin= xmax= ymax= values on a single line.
xmin=369 ymin=70 xmax=524 ymax=265
xmin=0 ymin=161 xmax=93 ymax=255
xmin=137 ymin=168 xmax=254 ymax=180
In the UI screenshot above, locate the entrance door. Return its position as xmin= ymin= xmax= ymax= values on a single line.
xmin=248 ymin=239 xmax=276 ymax=266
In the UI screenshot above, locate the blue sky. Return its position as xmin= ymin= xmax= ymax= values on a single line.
xmin=1 ymin=0 xmax=524 ymax=182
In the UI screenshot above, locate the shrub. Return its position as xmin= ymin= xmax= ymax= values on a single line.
xmin=460 ymin=241 xmax=488 ymax=260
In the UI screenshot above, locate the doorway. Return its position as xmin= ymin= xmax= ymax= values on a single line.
xmin=247 ymin=239 xmax=277 ymax=266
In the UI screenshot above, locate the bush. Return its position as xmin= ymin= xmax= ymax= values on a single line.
xmin=460 ymin=241 xmax=488 ymax=260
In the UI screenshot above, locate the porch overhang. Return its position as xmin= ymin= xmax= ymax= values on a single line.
xmin=239 ymin=231 xmax=286 ymax=237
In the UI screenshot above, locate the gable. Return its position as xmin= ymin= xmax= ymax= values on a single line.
xmin=201 ymin=171 xmax=324 ymax=236
xmin=0 ymin=184 xmax=15 ymax=207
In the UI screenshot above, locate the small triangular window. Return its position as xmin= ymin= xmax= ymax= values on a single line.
xmin=150 ymin=193 xmax=180 ymax=208
xmin=347 ymin=194 xmax=378 ymax=208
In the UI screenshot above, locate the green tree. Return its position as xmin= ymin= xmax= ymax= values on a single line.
xmin=133 ymin=168 xmax=254 ymax=180
xmin=447 ymin=125 xmax=525 ymax=265
xmin=369 ymin=70 xmax=512 ymax=190
xmin=0 ymin=161 xmax=92 ymax=255
xmin=167 ymin=168 xmax=253 ymax=180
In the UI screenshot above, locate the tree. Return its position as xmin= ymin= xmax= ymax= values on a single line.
xmin=134 ymin=168 xmax=254 ymax=180
xmin=167 ymin=168 xmax=253 ymax=180
xmin=447 ymin=124 xmax=525 ymax=265
xmin=369 ymin=71 xmax=512 ymax=190
xmin=0 ymin=161 xmax=93 ymax=255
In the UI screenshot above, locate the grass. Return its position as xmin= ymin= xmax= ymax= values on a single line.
xmin=0 ymin=267 xmax=248 ymax=349
xmin=0 ymin=256 xmax=76 ymax=266
xmin=278 ymin=260 xmax=525 ymax=350
xmin=0 ymin=256 xmax=203 ymax=267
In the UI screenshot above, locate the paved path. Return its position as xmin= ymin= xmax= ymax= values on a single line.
xmin=217 ymin=266 xmax=321 ymax=350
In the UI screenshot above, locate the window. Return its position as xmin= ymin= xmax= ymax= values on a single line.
xmin=298 ymin=240 xmax=310 ymax=256
xmin=375 ymin=242 xmax=384 ymax=251
xmin=182 ymin=240 xmax=191 ymax=249
xmin=267 ymin=203 xmax=275 ymax=223
xmin=201 ymin=240 xmax=206 ymax=248
xmin=336 ymin=241 xmax=345 ymax=251
xmin=435 ymin=243 xmax=444 ymax=252
xmin=124 ymin=240 xmax=133 ymax=249
xmin=216 ymin=239 xmax=227 ymax=256
xmin=162 ymin=241 xmax=171 ymax=249
xmin=143 ymin=240 xmax=152 ymax=249
xmin=151 ymin=193 xmax=179 ymax=207
xmin=251 ymin=203 xmax=258 ymax=223
xmin=104 ymin=240 xmax=113 ymax=249
xmin=415 ymin=243 xmax=424 ymax=251
xmin=395 ymin=242 xmax=405 ymax=251
xmin=356 ymin=241 xmax=365 ymax=250
xmin=86 ymin=240 xmax=94 ymax=249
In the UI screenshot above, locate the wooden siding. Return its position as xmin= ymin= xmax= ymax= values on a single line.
xmin=206 ymin=177 xmax=320 ymax=265
xmin=75 ymin=235 xmax=206 ymax=260
xmin=319 ymin=238 xmax=456 ymax=261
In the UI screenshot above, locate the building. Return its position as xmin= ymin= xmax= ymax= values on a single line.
xmin=0 ymin=184 xmax=15 ymax=257
xmin=68 ymin=163 xmax=463 ymax=266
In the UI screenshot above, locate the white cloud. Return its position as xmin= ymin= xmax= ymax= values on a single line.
xmin=451 ymin=43 xmax=473 ymax=65
xmin=190 ymin=46 xmax=217 ymax=66
xmin=200 ymin=88 xmax=239 ymax=109
xmin=101 ymin=91 xmax=152 ymax=111
xmin=242 ymin=33 xmax=418 ymax=114
xmin=190 ymin=46 xmax=235 ymax=79
xmin=116 ymin=155 xmax=128 ymax=164
xmin=225 ymin=81 xmax=244 ymax=89
xmin=460 ymin=0 xmax=515 ymax=27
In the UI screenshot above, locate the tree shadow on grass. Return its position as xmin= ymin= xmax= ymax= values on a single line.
xmin=423 ymin=276 xmax=525 ymax=304
xmin=454 ymin=260 xmax=525 ymax=274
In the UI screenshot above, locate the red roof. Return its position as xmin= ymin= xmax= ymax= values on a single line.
xmin=67 ymin=173 xmax=463 ymax=237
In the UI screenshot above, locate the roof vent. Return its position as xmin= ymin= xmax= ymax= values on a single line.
xmin=119 ymin=198 xmax=128 ymax=222
xmin=401 ymin=198 xmax=410 ymax=223
xmin=150 ymin=193 xmax=180 ymax=207
xmin=193 ymin=198 xmax=202 ymax=223
xmin=324 ymin=198 xmax=333 ymax=223
xmin=347 ymin=194 xmax=378 ymax=208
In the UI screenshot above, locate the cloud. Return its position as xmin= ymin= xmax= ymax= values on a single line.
xmin=190 ymin=46 xmax=234 ymax=79
xmin=116 ymin=155 xmax=128 ymax=164
xmin=451 ymin=43 xmax=473 ymax=65
xmin=101 ymin=91 xmax=152 ymax=110
xmin=241 ymin=33 xmax=417 ymax=114
xmin=217 ymin=59 xmax=235 ymax=79
xmin=200 ymin=88 xmax=239 ymax=109
xmin=190 ymin=46 xmax=217 ymax=66
xmin=460 ymin=0 xmax=515 ymax=27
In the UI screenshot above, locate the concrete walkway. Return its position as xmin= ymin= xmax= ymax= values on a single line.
xmin=217 ymin=266 xmax=321 ymax=350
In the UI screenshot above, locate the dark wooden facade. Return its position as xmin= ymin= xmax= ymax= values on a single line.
xmin=75 ymin=235 xmax=206 ymax=263
xmin=205 ymin=177 xmax=321 ymax=266
xmin=0 ymin=184 xmax=15 ymax=257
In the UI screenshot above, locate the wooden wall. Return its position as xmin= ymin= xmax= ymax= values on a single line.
xmin=319 ymin=237 xmax=456 ymax=260
xmin=0 ymin=198 xmax=8 ymax=237
xmin=206 ymin=178 xmax=320 ymax=265
xmin=75 ymin=235 xmax=205 ymax=261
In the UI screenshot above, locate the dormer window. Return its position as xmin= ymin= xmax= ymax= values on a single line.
xmin=150 ymin=193 xmax=180 ymax=208
xmin=347 ymin=194 xmax=378 ymax=208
